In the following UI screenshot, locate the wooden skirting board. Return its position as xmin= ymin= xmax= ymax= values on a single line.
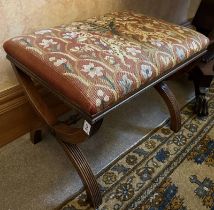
xmin=0 ymin=85 xmax=69 ymax=148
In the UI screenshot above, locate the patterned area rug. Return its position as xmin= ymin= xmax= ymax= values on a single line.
xmin=61 ymin=85 xmax=214 ymax=210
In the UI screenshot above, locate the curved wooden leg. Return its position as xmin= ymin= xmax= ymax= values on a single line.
xmin=58 ymin=140 xmax=102 ymax=209
xmin=155 ymin=81 xmax=181 ymax=132
xmin=12 ymin=65 xmax=102 ymax=208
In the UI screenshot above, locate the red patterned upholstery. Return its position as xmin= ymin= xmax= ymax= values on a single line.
xmin=3 ymin=11 xmax=209 ymax=115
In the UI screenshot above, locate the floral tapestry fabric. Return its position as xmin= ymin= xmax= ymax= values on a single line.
xmin=4 ymin=11 xmax=209 ymax=115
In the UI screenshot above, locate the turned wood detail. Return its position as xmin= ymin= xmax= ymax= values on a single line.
xmin=155 ymin=81 xmax=181 ymax=132
xmin=12 ymin=65 xmax=102 ymax=209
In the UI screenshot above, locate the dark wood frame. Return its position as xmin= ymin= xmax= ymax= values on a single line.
xmin=5 ymin=48 xmax=206 ymax=208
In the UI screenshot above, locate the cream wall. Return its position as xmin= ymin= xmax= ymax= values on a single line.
xmin=0 ymin=0 xmax=201 ymax=91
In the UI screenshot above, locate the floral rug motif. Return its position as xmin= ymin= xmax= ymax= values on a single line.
xmin=61 ymin=85 xmax=214 ymax=210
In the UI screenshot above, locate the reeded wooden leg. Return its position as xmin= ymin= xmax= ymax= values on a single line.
xmin=30 ymin=129 xmax=43 ymax=144
xmin=155 ymin=81 xmax=181 ymax=132
xmin=58 ymin=140 xmax=102 ymax=209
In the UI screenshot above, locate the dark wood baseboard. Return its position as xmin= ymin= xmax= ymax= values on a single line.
xmin=0 ymin=85 xmax=69 ymax=148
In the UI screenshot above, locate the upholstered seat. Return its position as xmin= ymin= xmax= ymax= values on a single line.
xmin=3 ymin=11 xmax=209 ymax=115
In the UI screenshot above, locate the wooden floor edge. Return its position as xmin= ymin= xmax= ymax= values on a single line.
xmin=0 ymin=85 xmax=70 ymax=148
